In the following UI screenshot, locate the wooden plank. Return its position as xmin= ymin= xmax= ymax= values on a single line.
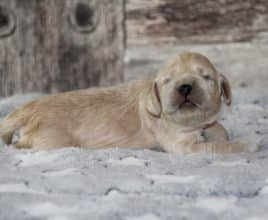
xmin=126 ymin=0 xmax=268 ymax=45
xmin=0 ymin=0 xmax=125 ymax=97
xmin=125 ymin=43 xmax=268 ymax=88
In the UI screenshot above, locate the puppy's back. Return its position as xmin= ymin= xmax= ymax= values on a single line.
xmin=0 ymin=79 xmax=154 ymax=149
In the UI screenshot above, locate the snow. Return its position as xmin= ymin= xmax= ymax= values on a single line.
xmin=21 ymin=202 xmax=79 ymax=220
xmin=196 ymin=196 xmax=237 ymax=214
xmin=243 ymin=217 xmax=268 ymax=220
xmin=146 ymin=174 xmax=199 ymax=184
xmin=260 ymin=186 xmax=268 ymax=195
xmin=108 ymin=157 xmax=147 ymax=166
xmin=0 ymin=183 xmax=44 ymax=194
xmin=42 ymin=168 xmax=79 ymax=177
xmin=14 ymin=151 xmax=62 ymax=167
xmin=126 ymin=214 xmax=161 ymax=220
xmin=211 ymin=160 xmax=249 ymax=167
xmin=0 ymin=87 xmax=268 ymax=220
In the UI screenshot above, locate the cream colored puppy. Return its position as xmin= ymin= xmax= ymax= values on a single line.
xmin=0 ymin=52 xmax=258 ymax=153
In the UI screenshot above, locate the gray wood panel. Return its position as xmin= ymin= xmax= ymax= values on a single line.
xmin=126 ymin=0 xmax=268 ymax=45
xmin=0 ymin=0 xmax=125 ymax=96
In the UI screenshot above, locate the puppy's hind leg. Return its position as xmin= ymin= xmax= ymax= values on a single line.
xmin=179 ymin=139 xmax=260 ymax=155
xmin=11 ymin=120 xmax=40 ymax=149
xmin=13 ymin=133 xmax=33 ymax=149
xmin=31 ymin=128 xmax=75 ymax=150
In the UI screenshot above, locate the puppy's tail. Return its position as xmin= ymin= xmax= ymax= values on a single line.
xmin=0 ymin=101 xmax=35 ymax=144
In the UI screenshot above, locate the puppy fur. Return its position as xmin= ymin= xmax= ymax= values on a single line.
xmin=0 ymin=52 xmax=258 ymax=153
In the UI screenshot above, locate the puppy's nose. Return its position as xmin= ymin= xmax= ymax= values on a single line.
xmin=178 ymin=84 xmax=192 ymax=96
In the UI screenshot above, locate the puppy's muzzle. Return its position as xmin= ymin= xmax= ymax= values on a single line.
xmin=178 ymin=84 xmax=192 ymax=97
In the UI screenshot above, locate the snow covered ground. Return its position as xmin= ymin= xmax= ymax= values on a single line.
xmin=0 ymin=88 xmax=268 ymax=220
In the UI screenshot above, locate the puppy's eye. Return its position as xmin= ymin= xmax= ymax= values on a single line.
xmin=203 ymin=75 xmax=212 ymax=80
xmin=163 ymin=77 xmax=171 ymax=84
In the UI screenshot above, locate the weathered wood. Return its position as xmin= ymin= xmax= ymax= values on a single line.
xmin=125 ymin=43 xmax=268 ymax=88
xmin=126 ymin=0 xmax=268 ymax=45
xmin=0 ymin=0 xmax=125 ymax=97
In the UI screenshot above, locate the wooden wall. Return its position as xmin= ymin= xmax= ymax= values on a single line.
xmin=0 ymin=0 xmax=267 ymax=96
xmin=125 ymin=0 xmax=268 ymax=88
xmin=126 ymin=0 xmax=268 ymax=45
xmin=0 ymin=0 xmax=125 ymax=97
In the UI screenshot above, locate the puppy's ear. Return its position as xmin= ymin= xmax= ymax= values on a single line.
xmin=220 ymin=73 xmax=232 ymax=106
xmin=146 ymin=81 xmax=162 ymax=117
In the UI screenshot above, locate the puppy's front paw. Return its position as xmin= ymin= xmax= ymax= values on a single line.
xmin=240 ymin=132 xmax=267 ymax=152
xmin=195 ymin=130 xmax=207 ymax=144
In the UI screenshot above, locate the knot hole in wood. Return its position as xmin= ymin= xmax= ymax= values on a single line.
xmin=68 ymin=2 xmax=99 ymax=34
xmin=0 ymin=6 xmax=16 ymax=38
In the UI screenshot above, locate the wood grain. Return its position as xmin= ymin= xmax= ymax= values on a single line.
xmin=126 ymin=0 xmax=268 ymax=45
xmin=0 ymin=0 xmax=125 ymax=97
xmin=125 ymin=43 xmax=268 ymax=88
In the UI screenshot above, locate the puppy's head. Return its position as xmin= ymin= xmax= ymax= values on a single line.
xmin=147 ymin=52 xmax=232 ymax=128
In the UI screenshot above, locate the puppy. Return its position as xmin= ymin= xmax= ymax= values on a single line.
xmin=0 ymin=52 xmax=259 ymax=153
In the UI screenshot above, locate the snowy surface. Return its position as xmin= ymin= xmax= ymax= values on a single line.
xmin=0 ymin=88 xmax=268 ymax=220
